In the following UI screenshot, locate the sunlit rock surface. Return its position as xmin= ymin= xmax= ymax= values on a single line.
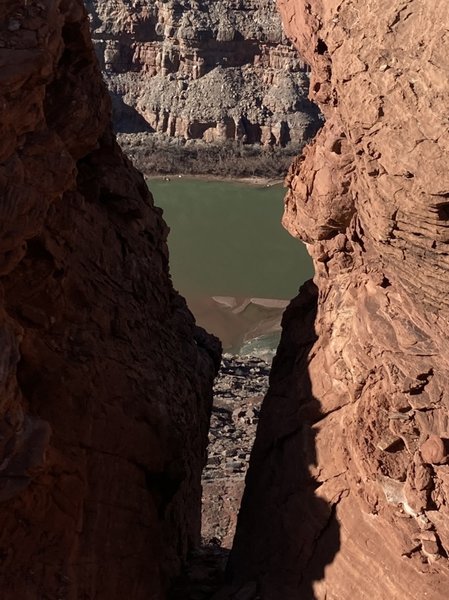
xmin=222 ymin=1 xmax=449 ymax=598
xmin=85 ymin=0 xmax=321 ymax=159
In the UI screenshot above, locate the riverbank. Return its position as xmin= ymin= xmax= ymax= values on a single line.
xmin=147 ymin=173 xmax=284 ymax=188
xmin=119 ymin=132 xmax=303 ymax=181
xmin=185 ymin=296 xmax=287 ymax=359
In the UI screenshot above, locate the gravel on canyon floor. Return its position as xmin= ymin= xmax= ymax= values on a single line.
xmin=169 ymin=354 xmax=269 ymax=599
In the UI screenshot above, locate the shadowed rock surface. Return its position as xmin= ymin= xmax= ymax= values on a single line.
xmin=85 ymin=0 xmax=322 ymax=175
xmin=220 ymin=0 xmax=449 ymax=598
xmin=202 ymin=355 xmax=269 ymax=549
xmin=0 ymin=1 xmax=219 ymax=598
xmin=170 ymin=355 xmax=269 ymax=600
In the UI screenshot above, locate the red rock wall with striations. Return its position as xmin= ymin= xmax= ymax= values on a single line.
xmin=0 ymin=1 xmax=219 ymax=598
xmin=222 ymin=1 xmax=449 ymax=598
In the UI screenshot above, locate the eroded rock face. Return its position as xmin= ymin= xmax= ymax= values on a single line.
xmin=85 ymin=0 xmax=320 ymax=154
xmin=224 ymin=1 xmax=449 ymax=598
xmin=0 ymin=2 xmax=219 ymax=598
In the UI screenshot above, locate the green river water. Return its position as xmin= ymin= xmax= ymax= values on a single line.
xmin=149 ymin=178 xmax=314 ymax=356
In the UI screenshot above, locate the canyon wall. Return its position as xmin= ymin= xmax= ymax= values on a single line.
xmin=221 ymin=0 xmax=449 ymax=598
xmin=85 ymin=0 xmax=321 ymax=174
xmin=0 ymin=2 xmax=219 ymax=599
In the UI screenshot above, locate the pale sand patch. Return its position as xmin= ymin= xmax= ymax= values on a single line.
xmin=186 ymin=295 xmax=289 ymax=353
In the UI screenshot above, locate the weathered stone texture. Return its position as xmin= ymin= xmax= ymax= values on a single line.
xmin=85 ymin=0 xmax=320 ymax=150
xmin=223 ymin=1 xmax=449 ymax=598
xmin=0 ymin=1 xmax=218 ymax=598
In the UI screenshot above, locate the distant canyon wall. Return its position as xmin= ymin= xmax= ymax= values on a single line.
xmin=85 ymin=0 xmax=321 ymax=158
xmin=0 ymin=1 xmax=218 ymax=598
xmin=222 ymin=0 xmax=449 ymax=598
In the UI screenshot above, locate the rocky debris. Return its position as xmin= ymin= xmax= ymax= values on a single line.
xmin=85 ymin=0 xmax=321 ymax=173
xmin=170 ymin=355 xmax=269 ymax=599
xmin=220 ymin=1 xmax=449 ymax=599
xmin=420 ymin=435 xmax=447 ymax=466
xmin=169 ymin=544 xmax=230 ymax=600
xmin=202 ymin=355 xmax=269 ymax=547
xmin=0 ymin=2 xmax=218 ymax=598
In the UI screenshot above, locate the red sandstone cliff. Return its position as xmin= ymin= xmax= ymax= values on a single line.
xmin=221 ymin=1 xmax=449 ymax=598
xmin=0 ymin=2 xmax=218 ymax=598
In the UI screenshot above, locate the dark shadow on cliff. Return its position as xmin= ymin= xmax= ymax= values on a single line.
xmin=169 ymin=543 xmax=230 ymax=600
xmin=110 ymin=92 xmax=154 ymax=134
xmin=217 ymin=280 xmax=340 ymax=599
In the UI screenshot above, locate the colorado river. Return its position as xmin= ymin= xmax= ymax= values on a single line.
xmin=150 ymin=178 xmax=313 ymax=357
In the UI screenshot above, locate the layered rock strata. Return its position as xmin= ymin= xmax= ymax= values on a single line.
xmin=85 ymin=0 xmax=321 ymax=171
xmin=0 ymin=1 xmax=218 ymax=598
xmin=222 ymin=0 xmax=449 ymax=598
